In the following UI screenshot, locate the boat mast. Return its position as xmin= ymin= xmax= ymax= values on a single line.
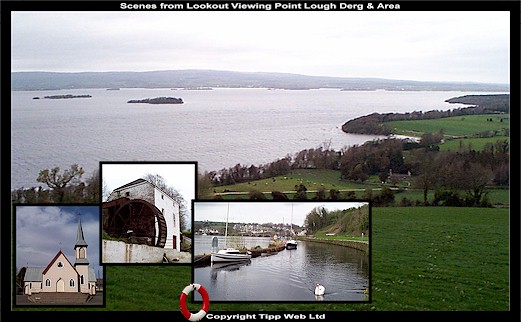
xmin=290 ymin=203 xmax=294 ymax=237
xmin=224 ymin=203 xmax=229 ymax=248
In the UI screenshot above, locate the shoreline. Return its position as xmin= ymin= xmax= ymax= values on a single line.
xmin=297 ymin=236 xmax=369 ymax=253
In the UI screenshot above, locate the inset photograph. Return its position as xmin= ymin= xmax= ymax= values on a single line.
xmin=193 ymin=201 xmax=370 ymax=302
xmin=101 ymin=162 xmax=196 ymax=264
xmin=14 ymin=205 xmax=103 ymax=306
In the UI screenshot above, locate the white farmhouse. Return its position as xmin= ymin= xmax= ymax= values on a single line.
xmin=107 ymin=178 xmax=181 ymax=250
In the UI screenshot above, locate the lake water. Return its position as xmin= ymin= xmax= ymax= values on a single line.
xmin=193 ymin=238 xmax=369 ymax=301
xmin=11 ymin=88 xmax=481 ymax=189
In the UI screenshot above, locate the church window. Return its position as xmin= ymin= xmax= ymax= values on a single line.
xmin=57 ymin=261 xmax=63 ymax=269
xmin=125 ymin=191 xmax=130 ymax=197
xmin=80 ymin=275 xmax=84 ymax=284
xmin=161 ymin=194 xmax=164 ymax=199
xmin=45 ymin=279 xmax=51 ymax=287
xmin=70 ymin=279 xmax=75 ymax=287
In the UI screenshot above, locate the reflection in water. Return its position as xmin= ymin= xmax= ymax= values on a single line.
xmin=195 ymin=240 xmax=369 ymax=302
xmin=210 ymin=260 xmax=251 ymax=280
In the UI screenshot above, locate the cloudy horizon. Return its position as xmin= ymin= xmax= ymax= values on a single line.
xmin=10 ymin=10 xmax=511 ymax=84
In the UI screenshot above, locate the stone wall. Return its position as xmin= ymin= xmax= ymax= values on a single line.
xmin=102 ymin=240 xmax=191 ymax=263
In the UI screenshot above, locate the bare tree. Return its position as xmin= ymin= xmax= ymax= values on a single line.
xmin=143 ymin=173 xmax=189 ymax=231
xmin=36 ymin=164 xmax=84 ymax=202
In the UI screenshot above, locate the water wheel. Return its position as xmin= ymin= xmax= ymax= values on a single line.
xmin=102 ymin=198 xmax=167 ymax=247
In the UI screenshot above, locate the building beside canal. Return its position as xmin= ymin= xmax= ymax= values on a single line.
xmin=23 ymin=217 xmax=97 ymax=299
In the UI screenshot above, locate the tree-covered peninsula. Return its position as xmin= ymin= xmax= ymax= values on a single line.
xmin=341 ymin=94 xmax=509 ymax=135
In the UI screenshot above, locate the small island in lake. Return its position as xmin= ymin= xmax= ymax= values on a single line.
xmin=33 ymin=94 xmax=92 ymax=99
xmin=127 ymin=97 xmax=184 ymax=104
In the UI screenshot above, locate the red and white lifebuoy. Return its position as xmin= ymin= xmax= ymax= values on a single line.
xmin=180 ymin=283 xmax=210 ymax=322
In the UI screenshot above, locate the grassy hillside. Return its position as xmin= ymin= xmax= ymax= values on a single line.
xmin=387 ymin=114 xmax=509 ymax=137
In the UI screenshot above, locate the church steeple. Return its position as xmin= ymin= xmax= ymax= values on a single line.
xmin=74 ymin=215 xmax=89 ymax=265
xmin=75 ymin=215 xmax=88 ymax=248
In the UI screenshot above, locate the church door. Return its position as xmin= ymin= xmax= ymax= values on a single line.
xmin=57 ymin=279 xmax=65 ymax=292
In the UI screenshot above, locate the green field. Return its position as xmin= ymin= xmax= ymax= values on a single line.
xmin=395 ymin=188 xmax=509 ymax=207
xmin=210 ymin=169 xmax=379 ymax=197
xmin=387 ymin=114 xmax=510 ymax=137
xmin=439 ymin=136 xmax=510 ymax=152
xmin=14 ymin=207 xmax=509 ymax=312
xmin=208 ymin=169 xmax=508 ymax=206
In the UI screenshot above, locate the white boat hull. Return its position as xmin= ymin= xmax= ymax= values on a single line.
xmin=286 ymin=240 xmax=298 ymax=249
xmin=211 ymin=250 xmax=252 ymax=263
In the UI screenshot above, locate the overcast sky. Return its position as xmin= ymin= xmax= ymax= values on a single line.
xmin=194 ymin=201 xmax=368 ymax=227
xmin=101 ymin=162 xmax=196 ymax=211
xmin=10 ymin=10 xmax=510 ymax=84
xmin=15 ymin=205 xmax=102 ymax=278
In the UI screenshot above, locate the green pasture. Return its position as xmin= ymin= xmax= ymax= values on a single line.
xmin=210 ymin=169 xmax=378 ymax=195
xmin=395 ymin=188 xmax=509 ymax=207
xmin=387 ymin=114 xmax=510 ymax=137
xmin=439 ymin=136 xmax=509 ymax=152
xmin=207 ymin=169 xmax=507 ymax=206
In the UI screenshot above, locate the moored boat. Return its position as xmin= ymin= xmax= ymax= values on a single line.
xmin=210 ymin=203 xmax=252 ymax=263
xmin=285 ymin=239 xmax=298 ymax=249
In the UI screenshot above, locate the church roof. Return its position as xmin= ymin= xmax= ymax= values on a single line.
xmin=42 ymin=250 xmax=76 ymax=275
xmin=88 ymin=267 xmax=97 ymax=282
xmin=24 ymin=267 xmax=44 ymax=282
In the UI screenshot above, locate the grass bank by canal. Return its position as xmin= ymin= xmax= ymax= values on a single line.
xmin=298 ymin=236 xmax=368 ymax=253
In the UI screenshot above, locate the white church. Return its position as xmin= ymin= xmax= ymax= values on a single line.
xmin=23 ymin=217 xmax=97 ymax=301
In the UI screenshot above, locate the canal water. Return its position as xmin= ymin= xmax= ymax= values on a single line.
xmin=193 ymin=239 xmax=369 ymax=302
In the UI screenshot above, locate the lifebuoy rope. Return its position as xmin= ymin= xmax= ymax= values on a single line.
xmin=180 ymin=283 xmax=210 ymax=322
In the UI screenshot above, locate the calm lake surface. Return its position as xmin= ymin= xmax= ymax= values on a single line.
xmin=194 ymin=237 xmax=369 ymax=301
xmin=11 ymin=88 xmax=481 ymax=189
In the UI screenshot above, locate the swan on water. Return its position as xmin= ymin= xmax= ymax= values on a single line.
xmin=314 ymin=283 xmax=325 ymax=296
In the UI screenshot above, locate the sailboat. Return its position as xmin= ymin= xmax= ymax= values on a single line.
xmin=211 ymin=203 xmax=252 ymax=263
xmin=286 ymin=203 xmax=298 ymax=250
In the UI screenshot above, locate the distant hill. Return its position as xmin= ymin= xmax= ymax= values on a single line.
xmin=11 ymin=69 xmax=509 ymax=91
xmin=445 ymin=94 xmax=510 ymax=113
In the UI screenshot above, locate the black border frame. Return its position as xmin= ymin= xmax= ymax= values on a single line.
xmin=2 ymin=1 xmax=519 ymax=321
xmin=191 ymin=199 xmax=373 ymax=303
xmin=99 ymin=160 xmax=198 ymax=265
xmin=11 ymin=203 xmax=106 ymax=309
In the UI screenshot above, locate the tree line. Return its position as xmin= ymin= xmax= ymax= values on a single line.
xmin=199 ymin=135 xmax=509 ymax=207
